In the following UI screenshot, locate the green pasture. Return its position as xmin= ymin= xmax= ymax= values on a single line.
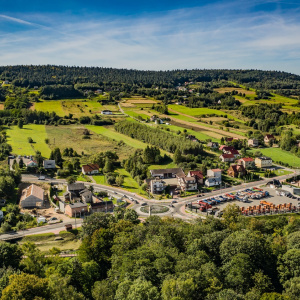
xmin=85 ymin=125 xmax=148 ymax=149
xmin=248 ymin=148 xmax=300 ymax=168
xmin=160 ymin=124 xmax=220 ymax=142
xmin=168 ymin=105 xmax=243 ymax=122
xmin=6 ymin=125 xmax=51 ymax=157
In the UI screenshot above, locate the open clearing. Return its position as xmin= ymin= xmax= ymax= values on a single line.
xmin=168 ymin=105 xmax=244 ymax=123
xmin=215 ymin=87 xmax=256 ymax=95
xmin=85 ymin=125 xmax=148 ymax=150
xmin=34 ymin=99 xmax=119 ymax=118
xmin=7 ymin=125 xmax=51 ymax=157
xmin=248 ymin=148 xmax=300 ymax=168
xmin=45 ymin=125 xmax=134 ymax=160
xmin=160 ymin=123 xmax=221 ymax=142
xmin=19 ymin=232 xmax=81 ymax=252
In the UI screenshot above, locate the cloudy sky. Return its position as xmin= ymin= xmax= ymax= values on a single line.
xmin=0 ymin=0 xmax=299 ymax=74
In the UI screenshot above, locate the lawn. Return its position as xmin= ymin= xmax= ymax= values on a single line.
xmin=6 ymin=125 xmax=51 ymax=157
xmin=116 ymin=168 xmax=146 ymax=195
xmin=93 ymin=174 xmax=107 ymax=185
xmin=248 ymin=148 xmax=300 ymax=168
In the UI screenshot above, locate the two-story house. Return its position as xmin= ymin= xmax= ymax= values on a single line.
xmin=248 ymin=138 xmax=259 ymax=147
xmin=255 ymin=157 xmax=273 ymax=168
xmin=219 ymin=154 xmax=235 ymax=163
xmin=237 ymin=157 xmax=254 ymax=169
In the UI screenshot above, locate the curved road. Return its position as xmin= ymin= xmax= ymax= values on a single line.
xmin=0 ymin=171 xmax=296 ymax=240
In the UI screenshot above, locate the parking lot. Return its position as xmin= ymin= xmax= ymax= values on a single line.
xmin=190 ymin=186 xmax=300 ymax=217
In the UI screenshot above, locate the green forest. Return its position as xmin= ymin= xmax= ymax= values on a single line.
xmin=1 ymin=208 xmax=300 ymax=299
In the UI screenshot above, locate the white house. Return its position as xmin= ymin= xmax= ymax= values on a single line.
xmin=150 ymin=180 xmax=166 ymax=194
xmin=82 ymin=164 xmax=99 ymax=175
xmin=205 ymin=177 xmax=221 ymax=187
xmin=207 ymin=169 xmax=222 ymax=179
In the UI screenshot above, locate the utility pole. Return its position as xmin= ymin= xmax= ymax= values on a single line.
xmin=74 ymin=211 xmax=77 ymax=229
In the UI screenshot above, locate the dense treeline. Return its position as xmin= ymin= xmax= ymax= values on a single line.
xmin=1 ymin=66 xmax=300 ymax=90
xmin=241 ymin=104 xmax=300 ymax=133
xmin=0 ymin=109 xmax=60 ymax=126
xmin=115 ymin=120 xmax=204 ymax=155
xmin=40 ymin=85 xmax=83 ymax=100
xmin=2 ymin=207 xmax=300 ymax=299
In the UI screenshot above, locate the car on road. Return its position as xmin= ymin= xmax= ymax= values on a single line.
xmin=141 ymin=202 xmax=147 ymax=206
xmin=171 ymin=200 xmax=177 ymax=204
xmin=38 ymin=176 xmax=45 ymax=180
xmin=114 ymin=191 xmax=117 ymax=194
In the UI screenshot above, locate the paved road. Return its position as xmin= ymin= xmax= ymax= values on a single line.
xmin=14 ymin=170 xmax=297 ymax=237
xmin=0 ymin=218 xmax=83 ymax=241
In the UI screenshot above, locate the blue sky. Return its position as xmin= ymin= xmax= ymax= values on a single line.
xmin=0 ymin=0 xmax=300 ymax=74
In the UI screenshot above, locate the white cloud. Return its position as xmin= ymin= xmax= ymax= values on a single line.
xmin=0 ymin=2 xmax=300 ymax=74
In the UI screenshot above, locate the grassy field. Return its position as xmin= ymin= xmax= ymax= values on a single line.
xmin=7 ymin=125 xmax=51 ymax=157
xmin=34 ymin=101 xmax=66 ymax=116
xmin=160 ymin=124 xmax=221 ymax=142
xmin=168 ymin=105 xmax=244 ymax=122
xmin=248 ymin=148 xmax=300 ymax=168
xmin=93 ymin=168 xmax=146 ymax=195
xmin=116 ymin=168 xmax=146 ymax=194
xmin=85 ymin=125 xmax=148 ymax=149
xmin=19 ymin=231 xmax=81 ymax=252
xmin=34 ymin=99 xmax=119 ymax=118
xmin=45 ymin=125 xmax=134 ymax=160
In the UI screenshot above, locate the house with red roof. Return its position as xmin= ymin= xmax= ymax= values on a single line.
xmin=82 ymin=164 xmax=100 ymax=175
xmin=187 ymin=170 xmax=204 ymax=184
xmin=237 ymin=157 xmax=254 ymax=169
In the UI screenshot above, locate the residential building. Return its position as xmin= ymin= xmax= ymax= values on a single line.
xmin=65 ymin=202 xmax=88 ymax=217
xmin=205 ymin=177 xmax=221 ymax=187
xmin=150 ymin=179 xmax=166 ymax=194
xmin=207 ymin=169 xmax=222 ymax=179
xmin=227 ymin=165 xmax=246 ymax=178
xmin=187 ymin=170 xmax=204 ymax=184
xmin=26 ymin=160 xmax=38 ymax=168
xmin=81 ymin=163 xmax=99 ymax=175
xmin=219 ymin=154 xmax=235 ymax=163
xmin=207 ymin=142 xmax=219 ymax=149
xmin=237 ymin=157 xmax=254 ymax=169
xmin=43 ymin=160 xmax=56 ymax=169
xmin=222 ymin=146 xmax=240 ymax=158
xmin=248 ymin=138 xmax=259 ymax=147
xmin=101 ymin=110 xmax=112 ymax=115
xmin=264 ymin=134 xmax=275 ymax=145
xmin=255 ymin=157 xmax=273 ymax=168
xmin=79 ymin=189 xmax=93 ymax=203
xmin=150 ymin=168 xmax=185 ymax=179
xmin=20 ymin=184 xmax=44 ymax=209
xmin=178 ymin=176 xmax=197 ymax=191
